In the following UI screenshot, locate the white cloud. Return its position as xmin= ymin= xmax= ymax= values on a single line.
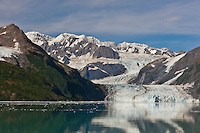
xmin=1 ymin=0 xmax=200 ymax=36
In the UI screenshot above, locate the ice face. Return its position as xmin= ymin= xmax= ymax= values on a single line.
xmin=106 ymin=84 xmax=199 ymax=103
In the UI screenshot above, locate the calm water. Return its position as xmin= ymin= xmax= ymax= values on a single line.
xmin=0 ymin=101 xmax=200 ymax=133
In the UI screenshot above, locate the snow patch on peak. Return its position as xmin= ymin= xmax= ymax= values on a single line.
xmin=119 ymin=42 xmax=148 ymax=48
xmin=56 ymin=33 xmax=86 ymax=41
xmin=13 ymin=42 xmax=20 ymax=51
xmin=13 ymin=38 xmax=17 ymax=42
xmin=87 ymin=36 xmax=101 ymax=45
xmin=53 ymin=33 xmax=87 ymax=47
xmin=26 ymin=31 xmax=53 ymax=46
xmin=0 ymin=31 xmax=7 ymax=35
xmin=100 ymin=41 xmax=116 ymax=48
xmin=86 ymin=36 xmax=116 ymax=47
xmin=161 ymin=47 xmax=170 ymax=51
xmin=0 ymin=47 xmax=21 ymax=61
xmin=117 ymin=42 xmax=175 ymax=57
xmin=61 ymin=33 xmax=85 ymax=39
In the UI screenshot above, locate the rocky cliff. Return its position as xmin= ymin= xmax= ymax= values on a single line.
xmin=80 ymin=62 xmax=126 ymax=80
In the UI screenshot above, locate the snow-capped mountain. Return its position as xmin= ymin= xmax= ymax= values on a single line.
xmin=26 ymin=30 xmax=200 ymax=102
xmin=116 ymin=42 xmax=175 ymax=57
xmin=26 ymin=32 xmax=119 ymax=63
xmin=1 ymin=24 xmax=199 ymax=103
xmin=26 ymin=32 xmax=176 ymax=59
xmin=26 ymin=31 xmax=177 ymax=82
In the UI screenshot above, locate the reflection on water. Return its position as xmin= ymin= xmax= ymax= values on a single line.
xmin=0 ymin=101 xmax=199 ymax=133
xmin=92 ymin=102 xmax=199 ymax=133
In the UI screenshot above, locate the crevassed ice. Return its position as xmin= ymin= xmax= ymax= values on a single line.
xmin=106 ymin=84 xmax=199 ymax=103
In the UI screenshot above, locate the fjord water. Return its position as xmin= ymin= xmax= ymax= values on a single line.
xmin=0 ymin=101 xmax=200 ymax=133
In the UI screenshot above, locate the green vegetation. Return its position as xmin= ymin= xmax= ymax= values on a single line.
xmin=0 ymin=51 xmax=105 ymax=101
xmin=25 ymin=51 xmax=105 ymax=100
xmin=0 ymin=61 xmax=66 ymax=100
xmin=26 ymin=52 xmax=72 ymax=98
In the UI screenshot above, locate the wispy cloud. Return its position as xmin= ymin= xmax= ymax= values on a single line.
xmin=1 ymin=0 xmax=200 ymax=36
xmin=0 ymin=0 xmax=200 ymax=51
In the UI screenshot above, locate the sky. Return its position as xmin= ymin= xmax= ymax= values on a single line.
xmin=0 ymin=0 xmax=200 ymax=52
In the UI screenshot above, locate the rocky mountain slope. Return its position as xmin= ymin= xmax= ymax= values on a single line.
xmin=80 ymin=62 xmax=126 ymax=80
xmin=0 ymin=24 xmax=105 ymax=101
xmin=129 ymin=46 xmax=200 ymax=99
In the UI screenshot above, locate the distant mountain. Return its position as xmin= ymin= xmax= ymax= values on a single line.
xmin=26 ymin=31 xmax=177 ymax=82
xmin=115 ymin=42 xmax=176 ymax=57
xmin=26 ymin=32 xmax=176 ymax=60
xmin=26 ymin=32 xmax=119 ymax=63
xmin=129 ymin=46 xmax=200 ymax=99
xmin=0 ymin=24 xmax=106 ymax=101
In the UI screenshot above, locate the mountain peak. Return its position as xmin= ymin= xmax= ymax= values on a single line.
xmin=1 ymin=24 xmax=20 ymax=31
xmin=0 ymin=24 xmax=106 ymax=100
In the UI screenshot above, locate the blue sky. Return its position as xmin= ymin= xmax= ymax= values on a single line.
xmin=1 ymin=0 xmax=200 ymax=52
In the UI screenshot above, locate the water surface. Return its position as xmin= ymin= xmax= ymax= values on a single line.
xmin=0 ymin=101 xmax=200 ymax=133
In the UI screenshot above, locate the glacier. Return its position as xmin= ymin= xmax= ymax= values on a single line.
xmin=25 ymin=31 xmax=198 ymax=103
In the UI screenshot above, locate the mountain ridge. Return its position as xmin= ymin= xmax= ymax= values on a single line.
xmin=26 ymin=31 xmax=178 ymax=81
xmin=0 ymin=24 xmax=106 ymax=101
